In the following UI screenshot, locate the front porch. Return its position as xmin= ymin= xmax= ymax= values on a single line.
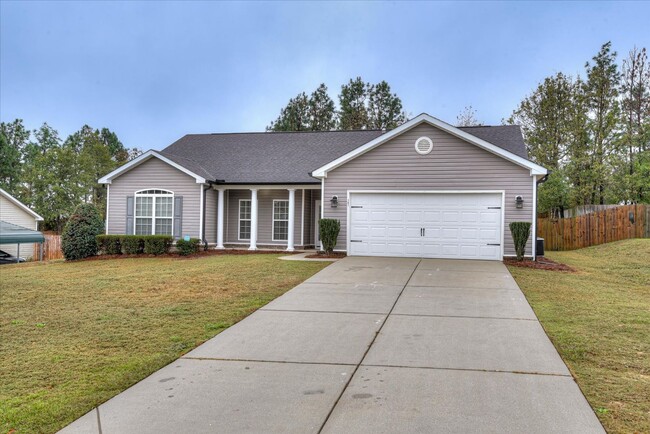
xmin=205 ymin=185 xmax=322 ymax=251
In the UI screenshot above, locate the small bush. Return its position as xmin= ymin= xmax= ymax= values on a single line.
xmin=510 ymin=221 xmax=532 ymax=261
xmin=144 ymin=235 xmax=173 ymax=255
xmin=176 ymin=238 xmax=201 ymax=256
xmin=319 ymin=219 xmax=341 ymax=254
xmin=120 ymin=235 xmax=144 ymax=255
xmin=96 ymin=235 xmax=122 ymax=255
xmin=61 ymin=203 xmax=105 ymax=260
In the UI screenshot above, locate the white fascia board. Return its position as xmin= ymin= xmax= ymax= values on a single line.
xmin=98 ymin=150 xmax=207 ymax=184
xmin=312 ymin=113 xmax=548 ymax=178
xmin=0 ymin=187 xmax=44 ymax=221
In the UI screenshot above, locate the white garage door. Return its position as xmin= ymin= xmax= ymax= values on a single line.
xmin=349 ymin=192 xmax=503 ymax=260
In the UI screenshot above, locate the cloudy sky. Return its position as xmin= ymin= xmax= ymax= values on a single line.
xmin=1 ymin=1 xmax=649 ymax=150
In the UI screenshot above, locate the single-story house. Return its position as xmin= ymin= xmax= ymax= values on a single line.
xmin=99 ymin=113 xmax=547 ymax=260
xmin=0 ymin=187 xmax=45 ymax=260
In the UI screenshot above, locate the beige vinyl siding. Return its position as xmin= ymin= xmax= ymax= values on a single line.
xmin=224 ymin=189 xmax=304 ymax=246
xmin=204 ymin=188 xmax=217 ymax=243
xmin=107 ymin=158 xmax=202 ymax=238
xmin=324 ymin=123 xmax=535 ymax=257
xmin=0 ymin=195 xmax=38 ymax=258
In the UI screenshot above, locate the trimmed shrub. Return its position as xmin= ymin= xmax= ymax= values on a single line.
xmin=97 ymin=235 xmax=122 ymax=255
xmin=144 ymin=235 xmax=173 ymax=255
xmin=61 ymin=203 xmax=105 ymax=260
xmin=319 ymin=219 xmax=341 ymax=254
xmin=509 ymin=221 xmax=532 ymax=261
xmin=176 ymin=238 xmax=201 ymax=256
xmin=120 ymin=235 xmax=144 ymax=255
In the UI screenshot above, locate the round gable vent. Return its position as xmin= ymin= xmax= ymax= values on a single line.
xmin=414 ymin=136 xmax=433 ymax=155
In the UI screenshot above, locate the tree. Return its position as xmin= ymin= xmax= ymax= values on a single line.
xmin=338 ymin=77 xmax=370 ymax=130
xmin=0 ymin=119 xmax=29 ymax=194
xmin=267 ymin=92 xmax=310 ymax=131
xmin=368 ymin=81 xmax=407 ymax=130
xmin=615 ymin=46 xmax=650 ymax=203
xmin=456 ymin=106 xmax=481 ymax=127
xmin=100 ymin=127 xmax=129 ymax=164
xmin=584 ymin=41 xmax=621 ymax=205
xmin=507 ymin=73 xmax=575 ymax=170
xmin=537 ymin=170 xmax=571 ymax=218
xmin=61 ymin=203 xmax=104 ymax=260
xmin=308 ymin=84 xmax=336 ymax=131
xmin=20 ymin=123 xmax=61 ymax=209
xmin=66 ymin=125 xmax=115 ymax=212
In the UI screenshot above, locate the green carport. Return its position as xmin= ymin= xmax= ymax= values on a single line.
xmin=0 ymin=220 xmax=45 ymax=261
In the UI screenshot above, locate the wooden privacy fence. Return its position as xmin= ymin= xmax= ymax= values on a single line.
xmin=34 ymin=233 xmax=64 ymax=261
xmin=537 ymin=204 xmax=649 ymax=251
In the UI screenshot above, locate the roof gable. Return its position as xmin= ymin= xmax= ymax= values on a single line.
xmin=311 ymin=114 xmax=547 ymax=178
xmin=0 ymin=188 xmax=44 ymax=221
xmin=98 ymin=150 xmax=208 ymax=184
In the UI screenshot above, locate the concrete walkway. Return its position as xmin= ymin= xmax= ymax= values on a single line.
xmin=61 ymin=257 xmax=604 ymax=433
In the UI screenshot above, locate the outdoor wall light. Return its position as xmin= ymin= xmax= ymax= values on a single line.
xmin=330 ymin=195 xmax=339 ymax=208
xmin=515 ymin=195 xmax=524 ymax=209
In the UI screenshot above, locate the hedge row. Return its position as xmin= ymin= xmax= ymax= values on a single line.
xmin=96 ymin=235 xmax=174 ymax=255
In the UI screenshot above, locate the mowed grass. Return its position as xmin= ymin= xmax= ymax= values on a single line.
xmin=507 ymin=239 xmax=650 ymax=433
xmin=0 ymin=254 xmax=329 ymax=433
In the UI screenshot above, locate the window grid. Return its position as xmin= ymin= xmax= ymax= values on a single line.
xmin=134 ymin=190 xmax=174 ymax=236
xmin=272 ymin=200 xmax=289 ymax=242
xmin=239 ymin=199 xmax=251 ymax=240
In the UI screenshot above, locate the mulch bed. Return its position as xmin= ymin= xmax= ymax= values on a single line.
xmin=504 ymin=256 xmax=575 ymax=272
xmin=304 ymin=252 xmax=347 ymax=259
xmin=76 ymin=249 xmax=294 ymax=262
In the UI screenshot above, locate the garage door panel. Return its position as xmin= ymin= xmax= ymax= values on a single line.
xmin=480 ymin=211 xmax=500 ymax=224
xmin=349 ymin=193 xmax=502 ymax=261
xmin=405 ymin=211 xmax=421 ymax=222
xmin=441 ymin=228 xmax=459 ymax=239
xmin=422 ymin=211 xmax=442 ymax=222
xmin=351 ymin=225 xmax=369 ymax=238
xmin=442 ymin=244 xmax=461 ymax=256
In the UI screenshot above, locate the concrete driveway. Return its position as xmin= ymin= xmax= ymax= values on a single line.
xmin=61 ymin=257 xmax=604 ymax=433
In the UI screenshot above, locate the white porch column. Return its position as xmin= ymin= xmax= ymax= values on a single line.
xmin=248 ymin=189 xmax=258 ymax=250
xmin=216 ymin=188 xmax=225 ymax=249
xmin=287 ymin=189 xmax=295 ymax=252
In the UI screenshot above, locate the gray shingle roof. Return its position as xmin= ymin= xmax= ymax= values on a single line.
xmin=457 ymin=125 xmax=528 ymax=160
xmin=160 ymin=125 xmax=528 ymax=184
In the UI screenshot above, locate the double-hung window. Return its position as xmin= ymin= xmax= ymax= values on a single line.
xmin=135 ymin=189 xmax=174 ymax=236
xmin=239 ymin=199 xmax=251 ymax=240
xmin=272 ymin=200 xmax=289 ymax=241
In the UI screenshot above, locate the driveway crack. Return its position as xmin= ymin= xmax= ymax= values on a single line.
xmin=317 ymin=259 xmax=422 ymax=433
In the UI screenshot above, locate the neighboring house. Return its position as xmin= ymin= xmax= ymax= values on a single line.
xmin=99 ymin=113 xmax=547 ymax=260
xmin=0 ymin=187 xmax=44 ymax=259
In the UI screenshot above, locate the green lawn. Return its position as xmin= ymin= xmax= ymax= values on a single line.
xmin=507 ymin=239 xmax=650 ymax=434
xmin=0 ymin=254 xmax=329 ymax=433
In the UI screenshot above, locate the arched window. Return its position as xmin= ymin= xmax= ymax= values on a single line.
xmin=134 ymin=189 xmax=174 ymax=235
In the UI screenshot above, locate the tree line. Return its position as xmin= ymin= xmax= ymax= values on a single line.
xmin=507 ymin=42 xmax=650 ymax=216
xmin=267 ymin=77 xmax=408 ymax=131
xmin=0 ymin=121 xmax=141 ymax=231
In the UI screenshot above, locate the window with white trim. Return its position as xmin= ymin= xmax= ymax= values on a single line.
xmin=239 ymin=199 xmax=251 ymax=240
xmin=272 ymin=200 xmax=289 ymax=241
xmin=135 ymin=189 xmax=174 ymax=235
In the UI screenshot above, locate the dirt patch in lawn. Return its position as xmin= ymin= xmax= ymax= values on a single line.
xmin=504 ymin=256 xmax=575 ymax=272
xmin=305 ymin=252 xmax=347 ymax=259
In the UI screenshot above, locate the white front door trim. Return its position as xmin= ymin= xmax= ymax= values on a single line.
xmin=346 ymin=190 xmax=506 ymax=260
